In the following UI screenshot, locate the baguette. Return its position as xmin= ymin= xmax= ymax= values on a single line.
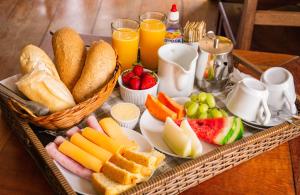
xmin=92 ymin=173 xmax=133 ymax=195
xmin=20 ymin=44 xmax=60 ymax=80
xmin=72 ymin=40 xmax=116 ymax=102
xmin=52 ymin=27 xmax=86 ymax=90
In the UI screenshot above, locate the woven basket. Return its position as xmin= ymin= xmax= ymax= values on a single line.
xmin=7 ymin=62 xmax=121 ymax=130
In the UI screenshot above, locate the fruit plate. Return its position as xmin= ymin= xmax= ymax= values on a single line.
xmin=140 ymin=97 xmax=217 ymax=158
xmin=54 ymin=128 xmax=153 ymax=195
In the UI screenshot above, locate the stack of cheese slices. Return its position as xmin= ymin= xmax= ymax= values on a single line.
xmin=16 ymin=27 xmax=116 ymax=113
xmin=46 ymin=116 xmax=165 ymax=195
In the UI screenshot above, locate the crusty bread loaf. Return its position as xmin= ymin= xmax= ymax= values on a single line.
xmin=92 ymin=173 xmax=133 ymax=195
xmin=52 ymin=27 xmax=86 ymax=90
xmin=72 ymin=40 xmax=116 ymax=103
xmin=20 ymin=44 xmax=60 ymax=80
xmin=16 ymin=70 xmax=75 ymax=113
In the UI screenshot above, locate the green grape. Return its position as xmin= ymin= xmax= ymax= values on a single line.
xmin=211 ymin=109 xmax=223 ymax=118
xmin=220 ymin=109 xmax=228 ymax=117
xmin=198 ymin=92 xmax=207 ymax=102
xmin=184 ymin=101 xmax=193 ymax=109
xmin=206 ymin=93 xmax=216 ymax=108
xmin=190 ymin=94 xmax=199 ymax=102
xmin=198 ymin=103 xmax=209 ymax=113
xmin=207 ymin=109 xmax=213 ymax=118
xmin=187 ymin=102 xmax=199 ymax=117
xmin=197 ymin=112 xmax=208 ymax=119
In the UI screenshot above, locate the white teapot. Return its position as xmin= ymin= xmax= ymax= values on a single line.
xmin=157 ymin=43 xmax=198 ymax=97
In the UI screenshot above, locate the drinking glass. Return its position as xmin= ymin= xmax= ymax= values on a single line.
xmin=139 ymin=12 xmax=166 ymax=70
xmin=111 ymin=19 xmax=139 ymax=71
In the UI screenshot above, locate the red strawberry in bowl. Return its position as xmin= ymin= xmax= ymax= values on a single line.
xmin=129 ymin=76 xmax=141 ymax=90
xmin=118 ymin=64 xmax=159 ymax=105
xmin=122 ymin=71 xmax=135 ymax=86
xmin=132 ymin=64 xmax=144 ymax=77
xmin=141 ymin=72 xmax=157 ymax=89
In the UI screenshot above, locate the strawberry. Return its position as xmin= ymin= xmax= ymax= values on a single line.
xmin=141 ymin=73 xmax=157 ymax=89
xmin=122 ymin=71 xmax=135 ymax=86
xmin=132 ymin=64 xmax=144 ymax=76
xmin=129 ymin=76 xmax=141 ymax=90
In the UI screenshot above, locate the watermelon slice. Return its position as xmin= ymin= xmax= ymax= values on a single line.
xmin=175 ymin=117 xmax=244 ymax=145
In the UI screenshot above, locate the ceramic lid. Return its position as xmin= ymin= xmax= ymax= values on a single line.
xmin=199 ymin=31 xmax=233 ymax=55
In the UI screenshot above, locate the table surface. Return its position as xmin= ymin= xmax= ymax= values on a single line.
xmin=0 ymin=1 xmax=300 ymax=194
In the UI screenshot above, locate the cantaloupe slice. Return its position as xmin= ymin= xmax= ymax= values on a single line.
xmin=157 ymin=92 xmax=185 ymax=119
xmin=145 ymin=95 xmax=176 ymax=122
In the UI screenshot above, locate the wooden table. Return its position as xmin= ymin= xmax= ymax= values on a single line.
xmin=0 ymin=1 xmax=300 ymax=194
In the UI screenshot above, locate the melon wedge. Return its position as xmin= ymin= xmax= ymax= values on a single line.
xmin=145 ymin=95 xmax=177 ymax=122
xmin=157 ymin=92 xmax=185 ymax=119
xmin=163 ymin=117 xmax=192 ymax=157
xmin=180 ymin=119 xmax=203 ymax=158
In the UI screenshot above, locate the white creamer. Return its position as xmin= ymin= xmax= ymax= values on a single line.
xmin=157 ymin=43 xmax=198 ymax=97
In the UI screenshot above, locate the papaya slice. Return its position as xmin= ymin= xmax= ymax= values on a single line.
xmin=145 ymin=95 xmax=176 ymax=122
xmin=157 ymin=92 xmax=185 ymax=119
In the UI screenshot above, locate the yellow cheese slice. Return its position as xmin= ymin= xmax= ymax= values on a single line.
xmin=81 ymin=127 xmax=123 ymax=154
xmin=99 ymin=117 xmax=138 ymax=149
xmin=58 ymin=140 xmax=102 ymax=172
xmin=70 ymin=133 xmax=112 ymax=163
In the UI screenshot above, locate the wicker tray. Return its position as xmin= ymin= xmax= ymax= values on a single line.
xmin=0 ymin=62 xmax=300 ymax=195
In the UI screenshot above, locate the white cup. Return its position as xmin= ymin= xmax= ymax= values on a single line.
xmin=226 ymin=77 xmax=271 ymax=125
xmin=261 ymin=67 xmax=297 ymax=114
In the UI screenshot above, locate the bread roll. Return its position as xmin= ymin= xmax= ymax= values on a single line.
xmin=16 ymin=70 xmax=76 ymax=112
xmin=52 ymin=27 xmax=86 ymax=90
xmin=20 ymin=44 xmax=60 ymax=80
xmin=72 ymin=40 xmax=116 ymax=103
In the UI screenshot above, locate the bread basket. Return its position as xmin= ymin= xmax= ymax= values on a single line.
xmin=7 ymin=62 xmax=121 ymax=130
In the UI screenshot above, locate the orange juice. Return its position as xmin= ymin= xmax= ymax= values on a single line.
xmin=112 ymin=28 xmax=139 ymax=70
xmin=140 ymin=19 xmax=166 ymax=70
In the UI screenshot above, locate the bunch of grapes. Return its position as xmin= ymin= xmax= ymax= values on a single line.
xmin=185 ymin=92 xmax=228 ymax=119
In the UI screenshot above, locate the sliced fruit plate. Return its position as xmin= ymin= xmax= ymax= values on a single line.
xmin=54 ymin=128 xmax=153 ymax=195
xmin=140 ymin=95 xmax=247 ymax=159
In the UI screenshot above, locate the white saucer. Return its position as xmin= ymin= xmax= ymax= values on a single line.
xmin=54 ymin=128 xmax=153 ymax=195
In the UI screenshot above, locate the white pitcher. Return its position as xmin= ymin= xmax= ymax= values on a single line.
xmin=157 ymin=43 xmax=198 ymax=97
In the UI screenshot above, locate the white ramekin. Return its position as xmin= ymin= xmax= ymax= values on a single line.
xmin=118 ymin=69 xmax=159 ymax=106
xmin=110 ymin=103 xmax=140 ymax=129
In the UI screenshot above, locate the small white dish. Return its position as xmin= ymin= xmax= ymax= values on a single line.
xmin=53 ymin=128 xmax=153 ymax=195
xmin=110 ymin=102 xmax=140 ymax=129
xmin=118 ymin=69 xmax=159 ymax=106
xmin=139 ymin=97 xmax=217 ymax=159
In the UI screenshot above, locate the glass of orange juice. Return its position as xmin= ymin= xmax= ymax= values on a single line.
xmin=111 ymin=19 xmax=139 ymax=71
xmin=139 ymin=12 xmax=166 ymax=70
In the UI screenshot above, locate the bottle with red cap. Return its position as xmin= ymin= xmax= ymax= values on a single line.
xmin=164 ymin=4 xmax=183 ymax=44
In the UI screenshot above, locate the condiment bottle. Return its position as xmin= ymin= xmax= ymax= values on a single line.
xmin=164 ymin=4 xmax=183 ymax=44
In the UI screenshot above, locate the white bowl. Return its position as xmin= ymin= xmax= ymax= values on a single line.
xmin=118 ymin=69 xmax=159 ymax=106
xmin=110 ymin=103 xmax=140 ymax=129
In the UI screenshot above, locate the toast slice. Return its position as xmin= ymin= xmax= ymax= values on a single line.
xmin=121 ymin=149 xmax=157 ymax=167
xmin=110 ymin=153 xmax=151 ymax=177
xmin=92 ymin=172 xmax=133 ymax=195
xmin=101 ymin=161 xmax=138 ymax=185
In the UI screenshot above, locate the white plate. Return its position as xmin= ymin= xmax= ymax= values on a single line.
xmin=140 ymin=97 xmax=217 ymax=159
xmin=54 ymin=128 xmax=153 ymax=195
